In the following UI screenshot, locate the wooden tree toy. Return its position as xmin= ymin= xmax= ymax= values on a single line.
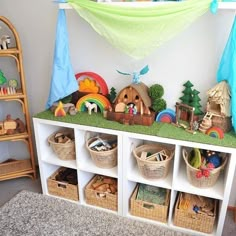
xmin=109 ymin=87 xmax=117 ymax=103
xmin=0 ymin=70 xmax=7 ymax=85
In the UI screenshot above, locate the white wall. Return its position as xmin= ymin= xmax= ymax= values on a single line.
xmin=0 ymin=0 xmax=235 ymax=205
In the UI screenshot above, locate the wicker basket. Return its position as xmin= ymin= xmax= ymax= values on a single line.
xmin=85 ymin=175 xmax=118 ymax=211
xmin=130 ymin=184 xmax=170 ymax=223
xmin=47 ymin=167 xmax=79 ymax=201
xmin=48 ymin=129 xmax=75 ymax=160
xmin=133 ymin=144 xmax=174 ymax=179
xmin=0 ymin=159 xmax=32 ymax=176
xmin=182 ymin=148 xmax=228 ymax=188
xmin=86 ymin=135 xmax=117 ymax=169
xmin=174 ymin=192 xmax=217 ymax=233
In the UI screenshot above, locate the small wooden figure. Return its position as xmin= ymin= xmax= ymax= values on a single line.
xmin=85 ymin=101 xmax=97 ymax=115
xmin=0 ymin=35 xmax=11 ymax=50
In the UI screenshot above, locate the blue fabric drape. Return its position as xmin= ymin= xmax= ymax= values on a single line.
xmin=217 ymin=16 xmax=236 ymax=131
xmin=46 ymin=1 xmax=78 ymax=109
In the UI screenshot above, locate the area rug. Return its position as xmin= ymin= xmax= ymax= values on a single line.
xmin=0 ymin=191 xmax=191 ymax=236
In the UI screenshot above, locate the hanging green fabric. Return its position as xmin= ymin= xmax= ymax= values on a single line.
xmin=68 ymin=0 xmax=212 ymax=59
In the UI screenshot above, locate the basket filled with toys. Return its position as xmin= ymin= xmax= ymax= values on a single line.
xmin=86 ymin=135 xmax=117 ymax=169
xmin=182 ymin=148 xmax=228 ymax=188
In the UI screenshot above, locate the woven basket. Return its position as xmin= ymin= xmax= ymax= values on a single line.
xmin=85 ymin=175 xmax=118 ymax=211
xmin=130 ymin=184 xmax=170 ymax=223
xmin=86 ymin=135 xmax=117 ymax=169
xmin=0 ymin=159 xmax=32 ymax=176
xmin=133 ymin=144 xmax=174 ymax=179
xmin=48 ymin=129 xmax=75 ymax=160
xmin=47 ymin=167 xmax=79 ymax=201
xmin=174 ymin=192 xmax=217 ymax=233
xmin=182 ymin=148 xmax=227 ymax=188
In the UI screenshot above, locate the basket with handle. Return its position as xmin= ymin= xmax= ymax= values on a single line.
xmin=133 ymin=144 xmax=175 ymax=179
xmin=182 ymin=148 xmax=228 ymax=188
xmin=48 ymin=129 xmax=75 ymax=160
xmin=86 ymin=135 xmax=117 ymax=169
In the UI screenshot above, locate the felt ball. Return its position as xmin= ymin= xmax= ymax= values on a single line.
xmin=207 ymin=155 xmax=221 ymax=168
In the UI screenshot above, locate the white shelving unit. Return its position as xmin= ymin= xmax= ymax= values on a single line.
xmin=33 ymin=117 xmax=236 ymax=236
xmin=33 ymin=1 xmax=236 ymax=235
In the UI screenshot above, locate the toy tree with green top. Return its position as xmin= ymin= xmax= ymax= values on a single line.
xmin=0 ymin=70 xmax=7 ymax=85
xmin=149 ymin=84 xmax=167 ymax=113
xmin=179 ymin=80 xmax=193 ymax=105
xmin=190 ymin=89 xmax=204 ymax=116
xmin=108 ymin=87 xmax=117 ymax=103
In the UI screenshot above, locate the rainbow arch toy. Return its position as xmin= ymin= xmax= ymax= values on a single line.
xmin=76 ymin=72 xmax=109 ymax=96
xmin=156 ymin=109 xmax=176 ymax=123
xmin=76 ymin=94 xmax=111 ymax=113
xmin=206 ymin=126 xmax=224 ymax=139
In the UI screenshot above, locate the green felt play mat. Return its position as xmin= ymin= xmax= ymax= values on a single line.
xmin=34 ymin=110 xmax=236 ymax=149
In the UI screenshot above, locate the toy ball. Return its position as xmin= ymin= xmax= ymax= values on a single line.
xmin=207 ymin=154 xmax=221 ymax=168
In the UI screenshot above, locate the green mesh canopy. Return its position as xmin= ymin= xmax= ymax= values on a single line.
xmin=68 ymin=0 xmax=212 ymax=59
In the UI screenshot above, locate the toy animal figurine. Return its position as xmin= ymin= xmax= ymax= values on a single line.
xmin=117 ymin=65 xmax=149 ymax=84
xmin=15 ymin=118 xmax=26 ymax=133
xmin=85 ymin=101 xmax=97 ymax=115
xmin=0 ymin=35 xmax=11 ymax=50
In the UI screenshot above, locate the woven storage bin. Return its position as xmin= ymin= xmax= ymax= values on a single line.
xmin=174 ymin=193 xmax=217 ymax=233
xmin=86 ymin=135 xmax=117 ymax=169
xmin=133 ymin=144 xmax=174 ymax=179
xmin=85 ymin=175 xmax=118 ymax=211
xmin=182 ymin=149 xmax=228 ymax=188
xmin=48 ymin=129 xmax=75 ymax=160
xmin=130 ymin=184 xmax=170 ymax=223
xmin=0 ymin=159 xmax=31 ymax=176
xmin=47 ymin=167 xmax=79 ymax=201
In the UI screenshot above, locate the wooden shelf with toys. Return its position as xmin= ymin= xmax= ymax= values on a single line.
xmin=33 ymin=65 xmax=236 ymax=236
xmin=0 ymin=16 xmax=36 ymax=181
xmin=33 ymin=1 xmax=236 ymax=235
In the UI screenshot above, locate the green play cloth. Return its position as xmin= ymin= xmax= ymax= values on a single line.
xmin=68 ymin=0 xmax=212 ymax=59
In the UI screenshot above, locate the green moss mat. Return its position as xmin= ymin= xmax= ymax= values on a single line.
xmin=34 ymin=110 xmax=236 ymax=149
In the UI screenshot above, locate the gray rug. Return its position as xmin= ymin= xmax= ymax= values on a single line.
xmin=0 ymin=191 xmax=191 ymax=236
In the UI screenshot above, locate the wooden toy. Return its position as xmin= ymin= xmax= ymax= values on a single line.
xmin=0 ymin=35 xmax=10 ymax=50
xmin=0 ymin=70 xmax=7 ymax=85
xmin=76 ymin=93 xmax=111 ymax=113
xmin=199 ymin=81 xmax=232 ymax=133
xmin=54 ymin=101 xmax=66 ymax=117
xmin=15 ymin=118 xmax=26 ymax=133
xmin=51 ymin=102 xmax=77 ymax=115
xmin=75 ymin=72 xmax=109 ymax=96
xmin=156 ymin=109 xmax=176 ymax=123
xmin=0 ymin=115 xmax=25 ymax=135
xmin=106 ymin=82 xmax=155 ymax=126
xmin=79 ymin=77 xmax=99 ymax=94
xmin=173 ymin=102 xmax=195 ymax=134
xmin=85 ymin=101 xmax=97 ymax=115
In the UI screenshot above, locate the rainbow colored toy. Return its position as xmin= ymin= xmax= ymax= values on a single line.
xmin=76 ymin=72 xmax=109 ymax=96
xmin=156 ymin=109 xmax=176 ymax=123
xmin=76 ymin=94 xmax=111 ymax=113
xmin=206 ymin=126 xmax=224 ymax=139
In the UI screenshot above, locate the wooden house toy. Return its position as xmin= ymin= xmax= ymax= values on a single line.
xmin=199 ymin=81 xmax=232 ymax=133
xmin=106 ymin=82 xmax=155 ymax=126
